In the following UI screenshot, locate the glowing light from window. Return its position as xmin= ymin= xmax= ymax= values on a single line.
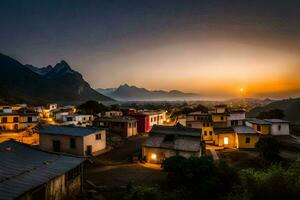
xmin=224 ymin=137 xmax=229 ymax=145
xmin=151 ymin=153 xmax=157 ymax=160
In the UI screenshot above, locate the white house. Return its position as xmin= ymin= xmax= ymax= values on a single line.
xmin=227 ymin=109 xmax=246 ymax=127
xmin=105 ymin=111 xmax=123 ymax=117
xmin=264 ymin=119 xmax=290 ymax=135
xmin=39 ymin=125 xmax=106 ymax=156
xmin=62 ymin=114 xmax=94 ymax=127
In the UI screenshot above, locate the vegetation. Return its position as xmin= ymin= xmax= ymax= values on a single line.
xmin=171 ymin=103 xmax=209 ymax=118
xmin=258 ymin=109 xmax=285 ymax=119
xmin=255 ymin=136 xmax=280 ymax=163
xmin=121 ymin=156 xmax=300 ymax=200
xmin=77 ymin=100 xmax=108 ymax=114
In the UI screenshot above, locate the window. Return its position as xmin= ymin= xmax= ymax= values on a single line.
xmin=27 ymin=117 xmax=32 ymax=122
xmin=220 ymin=116 xmax=224 ymax=120
xmin=257 ymin=125 xmax=261 ymax=132
xmin=209 ymin=131 xmax=212 ymax=136
xmin=204 ymin=131 xmax=207 ymax=136
xmin=224 ymin=137 xmax=229 ymax=145
xmin=67 ymin=117 xmax=73 ymax=121
xmin=13 ymin=117 xmax=18 ymax=123
xmin=128 ymin=123 xmax=132 ymax=128
xmin=1 ymin=117 xmax=7 ymax=123
xmin=278 ymin=125 xmax=281 ymax=131
xmin=96 ymin=133 xmax=102 ymax=140
xmin=70 ymin=138 xmax=76 ymax=148
xmin=245 ymin=137 xmax=250 ymax=143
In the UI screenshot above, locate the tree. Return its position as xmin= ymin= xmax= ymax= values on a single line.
xmin=77 ymin=100 xmax=107 ymax=114
xmin=255 ymin=136 xmax=280 ymax=163
xmin=258 ymin=109 xmax=285 ymax=119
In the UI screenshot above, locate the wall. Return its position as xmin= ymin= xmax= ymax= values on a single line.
xmin=212 ymin=114 xmax=227 ymax=122
xmin=83 ymin=130 xmax=106 ymax=156
xmin=236 ymin=134 xmax=260 ymax=148
xmin=39 ymin=134 xmax=84 ymax=155
xmin=19 ymin=171 xmax=81 ymax=200
xmin=202 ymin=126 xmax=213 ymax=141
xmin=270 ymin=123 xmax=289 ymax=135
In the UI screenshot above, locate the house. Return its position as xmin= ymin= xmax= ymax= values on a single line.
xmin=94 ymin=116 xmax=138 ymax=137
xmin=246 ymin=118 xmax=289 ymax=135
xmin=38 ymin=125 xmax=106 ymax=156
xmin=128 ymin=110 xmax=167 ymax=133
xmin=186 ymin=112 xmax=213 ymax=141
xmin=246 ymin=118 xmax=271 ymax=134
xmin=0 ymin=141 xmax=84 ymax=200
xmin=212 ymin=105 xmax=229 ymax=128
xmin=62 ymin=114 xmax=94 ymax=127
xmin=227 ymin=109 xmax=246 ymax=127
xmin=233 ymin=126 xmax=260 ymax=148
xmin=213 ymin=127 xmax=236 ymax=148
xmin=104 ymin=111 xmax=123 ymax=117
xmin=0 ymin=107 xmax=38 ymax=131
xmin=142 ymin=124 xmax=204 ymax=164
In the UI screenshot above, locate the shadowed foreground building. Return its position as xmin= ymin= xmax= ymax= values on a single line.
xmin=0 ymin=141 xmax=84 ymax=200
xmin=142 ymin=124 xmax=204 ymax=164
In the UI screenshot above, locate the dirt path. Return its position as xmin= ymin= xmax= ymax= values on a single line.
xmin=210 ymin=149 xmax=219 ymax=160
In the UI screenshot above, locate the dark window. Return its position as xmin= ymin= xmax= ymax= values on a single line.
xmin=220 ymin=116 xmax=224 ymax=120
xmin=204 ymin=131 xmax=207 ymax=136
xmin=231 ymin=121 xmax=235 ymax=126
xmin=27 ymin=117 xmax=32 ymax=123
xmin=1 ymin=117 xmax=7 ymax=123
xmin=96 ymin=133 xmax=102 ymax=140
xmin=52 ymin=140 xmax=61 ymax=152
xmin=14 ymin=124 xmax=18 ymax=130
xmin=86 ymin=145 xmax=92 ymax=155
xmin=209 ymin=131 xmax=212 ymax=136
xmin=257 ymin=125 xmax=261 ymax=132
xmin=67 ymin=117 xmax=73 ymax=121
xmin=65 ymin=166 xmax=81 ymax=186
xmin=278 ymin=125 xmax=281 ymax=131
xmin=13 ymin=117 xmax=19 ymax=123
xmin=70 ymin=138 xmax=76 ymax=148
xmin=128 ymin=123 xmax=132 ymax=128
xmin=246 ymin=137 xmax=250 ymax=143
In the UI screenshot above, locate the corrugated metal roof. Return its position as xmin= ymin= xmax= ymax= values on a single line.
xmin=264 ymin=119 xmax=289 ymax=123
xmin=233 ymin=126 xmax=258 ymax=135
xmin=246 ymin=118 xmax=271 ymax=125
xmin=39 ymin=125 xmax=102 ymax=137
xmin=0 ymin=141 xmax=83 ymax=200
xmin=213 ymin=127 xmax=234 ymax=134
xmin=150 ymin=124 xmax=201 ymax=137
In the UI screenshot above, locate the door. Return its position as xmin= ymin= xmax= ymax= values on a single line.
xmin=86 ymin=145 xmax=92 ymax=156
xmin=52 ymin=140 xmax=61 ymax=152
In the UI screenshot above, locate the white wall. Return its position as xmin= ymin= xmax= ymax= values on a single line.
xmin=270 ymin=123 xmax=289 ymax=135
xmin=83 ymin=130 xmax=106 ymax=155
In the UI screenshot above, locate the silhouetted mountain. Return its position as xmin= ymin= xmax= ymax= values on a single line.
xmin=247 ymin=98 xmax=300 ymax=123
xmin=96 ymin=84 xmax=201 ymax=101
xmin=0 ymin=53 xmax=113 ymax=104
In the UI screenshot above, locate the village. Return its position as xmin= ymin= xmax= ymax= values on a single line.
xmin=0 ymin=101 xmax=296 ymax=200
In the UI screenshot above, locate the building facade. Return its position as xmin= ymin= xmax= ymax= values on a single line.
xmin=39 ymin=125 xmax=106 ymax=156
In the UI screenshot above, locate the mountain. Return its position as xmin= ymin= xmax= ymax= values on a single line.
xmin=96 ymin=84 xmax=201 ymax=101
xmin=246 ymin=98 xmax=300 ymax=123
xmin=0 ymin=53 xmax=113 ymax=104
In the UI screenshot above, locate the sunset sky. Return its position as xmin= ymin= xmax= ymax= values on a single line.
xmin=0 ymin=0 xmax=299 ymax=99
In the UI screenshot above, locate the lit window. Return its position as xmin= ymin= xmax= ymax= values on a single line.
xmin=151 ymin=153 xmax=157 ymax=160
xmin=224 ymin=137 xmax=229 ymax=145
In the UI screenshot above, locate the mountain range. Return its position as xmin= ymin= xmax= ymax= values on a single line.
xmin=0 ymin=53 xmax=113 ymax=104
xmin=96 ymin=84 xmax=201 ymax=101
xmin=247 ymin=98 xmax=300 ymax=123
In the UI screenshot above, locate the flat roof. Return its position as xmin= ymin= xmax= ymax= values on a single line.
xmin=0 ymin=141 xmax=83 ymax=200
xmin=150 ymin=123 xmax=201 ymax=137
xmin=39 ymin=125 xmax=102 ymax=137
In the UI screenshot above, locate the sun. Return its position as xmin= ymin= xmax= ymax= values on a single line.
xmin=239 ymin=88 xmax=244 ymax=92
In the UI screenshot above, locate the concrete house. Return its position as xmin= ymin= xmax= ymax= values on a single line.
xmin=94 ymin=116 xmax=138 ymax=137
xmin=62 ymin=114 xmax=94 ymax=127
xmin=104 ymin=111 xmax=123 ymax=117
xmin=39 ymin=125 xmax=106 ymax=156
xmin=227 ymin=109 xmax=246 ymax=127
xmin=142 ymin=124 xmax=204 ymax=164
xmin=246 ymin=118 xmax=271 ymax=135
xmin=186 ymin=112 xmax=213 ymax=141
xmin=0 ymin=107 xmax=38 ymax=131
xmin=0 ymin=141 xmax=84 ymax=200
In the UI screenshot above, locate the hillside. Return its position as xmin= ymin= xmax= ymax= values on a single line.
xmin=247 ymin=98 xmax=300 ymax=123
xmin=0 ymin=53 xmax=113 ymax=104
xmin=96 ymin=84 xmax=201 ymax=101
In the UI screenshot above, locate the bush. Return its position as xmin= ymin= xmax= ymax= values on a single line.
xmin=255 ymin=136 xmax=280 ymax=163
